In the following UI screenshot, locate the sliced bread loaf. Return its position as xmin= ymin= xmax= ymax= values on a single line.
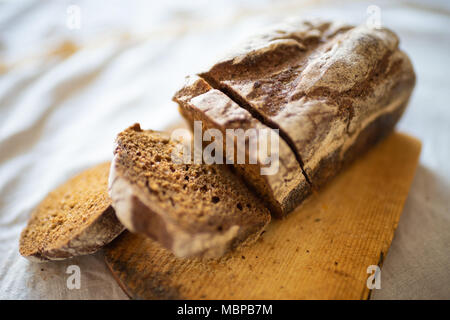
xmin=175 ymin=19 xmax=415 ymax=210
xmin=108 ymin=124 xmax=271 ymax=258
xmin=174 ymin=75 xmax=309 ymax=217
xmin=19 ymin=162 xmax=124 ymax=261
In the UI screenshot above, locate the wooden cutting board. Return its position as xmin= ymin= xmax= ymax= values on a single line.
xmin=104 ymin=132 xmax=421 ymax=300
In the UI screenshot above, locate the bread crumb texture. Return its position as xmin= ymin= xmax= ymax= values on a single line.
xmin=19 ymin=162 xmax=115 ymax=260
xmin=113 ymin=124 xmax=269 ymax=239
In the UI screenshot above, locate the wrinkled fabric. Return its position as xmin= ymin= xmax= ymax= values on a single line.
xmin=0 ymin=0 xmax=449 ymax=299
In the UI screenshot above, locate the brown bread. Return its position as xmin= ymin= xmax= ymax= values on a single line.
xmin=108 ymin=124 xmax=271 ymax=258
xmin=174 ymin=19 xmax=416 ymax=215
xmin=174 ymin=75 xmax=309 ymax=217
xmin=19 ymin=162 xmax=124 ymax=261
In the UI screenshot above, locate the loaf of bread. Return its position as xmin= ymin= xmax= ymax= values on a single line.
xmin=19 ymin=162 xmax=124 ymax=261
xmin=108 ymin=124 xmax=271 ymax=258
xmin=174 ymin=19 xmax=416 ymax=215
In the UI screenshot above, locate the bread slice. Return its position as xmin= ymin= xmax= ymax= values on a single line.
xmin=174 ymin=75 xmax=309 ymax=217
xmin=181 ymin=19 xmax=414 ymax=199
xmin=19 ymin=162 xmax=124 ymax=262
xmin=108 ymin=124 xmax=271 ymax=258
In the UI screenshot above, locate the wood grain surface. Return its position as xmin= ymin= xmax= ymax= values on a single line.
xmin=104 ymin=132 xmax=421 ymax=300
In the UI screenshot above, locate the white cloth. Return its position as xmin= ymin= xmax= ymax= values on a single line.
xmin=0 ymin=0 xmax=449 ymax=299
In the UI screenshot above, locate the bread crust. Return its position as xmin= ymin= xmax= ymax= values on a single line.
xmin=175 ymin=19 xmax=416 ymax=215
xmin=23 ymin=206 xmax=124 ymax=262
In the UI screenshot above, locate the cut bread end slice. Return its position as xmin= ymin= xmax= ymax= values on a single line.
xmin=173 ymin=75 xmax=310 ymax=217
xmin=109 ymin=123 xmax=271 ymax=258
xmin=19 ymin=162 xmax=124 ymax=262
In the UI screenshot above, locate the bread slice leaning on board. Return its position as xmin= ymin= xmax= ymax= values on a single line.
xmin=19 ymin=162 xmax=124 ymax=261
xmin=174 ymin=19 xmax=416 ymax=217
xmin=108 ymin=124 xmax=271 ymax=258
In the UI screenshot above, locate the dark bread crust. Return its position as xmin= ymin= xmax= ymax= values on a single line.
xmin=174 ymin=19 xmax=415 ymax=216
xmin=200 ymin=20 xmax=416 ymax=185
xmin=311 ymin=99 xmax=409 ymax=191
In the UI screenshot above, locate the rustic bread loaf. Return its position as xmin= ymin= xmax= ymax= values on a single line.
xmin=19 ymin=162 xmax=124 ymax=262
xmin=108 ymin=124 xmax=271 ymax=258
xmin=175 ymin=19 xmax=415 ymax=210
xmin=173 ymin=75 xmax=309 ymax=217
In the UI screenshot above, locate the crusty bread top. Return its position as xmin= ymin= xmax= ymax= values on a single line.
xmin=19 ymin=162 xmax=122 ymax=261
xmin=109 ymin=124 xmax=271 ymax=257
xmin=200 ymin=19 xmax=416 ymax=181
